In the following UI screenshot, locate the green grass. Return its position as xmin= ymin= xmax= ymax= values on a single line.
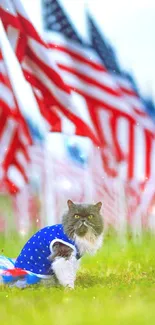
xmin=1 ymin=232 xmax=155 ymax=325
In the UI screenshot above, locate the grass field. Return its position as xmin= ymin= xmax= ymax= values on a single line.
xmin=1 ymin=232 xmax=155 ymax=325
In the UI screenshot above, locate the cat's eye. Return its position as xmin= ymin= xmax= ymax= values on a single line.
xmin=88 ymin=214 xmax=94 ymax=220
xmin=74 ymin=214 xmax=80 ymax=219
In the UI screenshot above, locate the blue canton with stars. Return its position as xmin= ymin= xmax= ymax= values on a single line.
xmin=43 ymin=0 xmax=84 ymax=45
xmin=15 ymin=224 xmax=77 ymax=275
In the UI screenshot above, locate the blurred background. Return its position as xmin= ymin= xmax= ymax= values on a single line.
xmin=0 ymin=0 xmax=155 ymax=237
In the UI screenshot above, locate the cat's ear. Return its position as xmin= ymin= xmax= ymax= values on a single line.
xmin=67 ymin=199 xmax=75 ymax=209
xmin=94 ymin=202 xmax=102 ymax=211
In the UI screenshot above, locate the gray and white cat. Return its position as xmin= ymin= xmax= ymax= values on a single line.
xmin=50 ymin=200 xmax=104 ymax=289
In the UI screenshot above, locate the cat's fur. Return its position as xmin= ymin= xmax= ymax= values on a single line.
xmin=50 ymin=200 xmax=104 ymax=289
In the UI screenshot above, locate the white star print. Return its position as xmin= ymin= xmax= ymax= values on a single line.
xmin=38 ymin=257 xmax=41 ymax=259
xmin=57 ymin=233 xmax=59 ymax=235
xmin=38 ymin=236 xmax=40 ymax=239
xmin=24 ymin=255 xmax=26 ymax=257
xmin=33 ymin=242 xmax=35 ymax=244
xmin=28 ymin=248 xmax=31 ymax=251
xmin=44 ymin=232 xmax=47 ymax=234
xmin=30 ymin=256 xmax=33 ymax=260
xmin=35 ymin=263 xmax=37 ymax=265
xmin=27 ymin=261 xmax=30 ymax=264
xmin=35 ymin=249 xmax=38 ymax=252
xmin=43 ymin=264 xmax=45 ymax=267
xmin=30 ymin=269 xmax=33 ymax=271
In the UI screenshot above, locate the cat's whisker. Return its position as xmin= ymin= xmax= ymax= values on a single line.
xmin=75 ymin=222 xmax=83 ymax=229
xmin=88 ymin=222 xmax=94 ymax=225
xmin=83 ymin=222 xmax=89 ymax=228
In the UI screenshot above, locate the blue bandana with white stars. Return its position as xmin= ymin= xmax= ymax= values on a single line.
xmin=15 ymin=224 xmax=77 ymax=276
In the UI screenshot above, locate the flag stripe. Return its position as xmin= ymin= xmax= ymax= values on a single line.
xmin=0 ymin=43 xmax=33 ymax=194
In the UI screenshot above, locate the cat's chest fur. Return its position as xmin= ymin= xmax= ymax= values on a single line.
xmin=74 ymin=232 xmax=103 ymax=256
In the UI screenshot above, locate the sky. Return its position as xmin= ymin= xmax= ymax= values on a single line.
xmin=24 ymin=0 xmax=155 ymax=99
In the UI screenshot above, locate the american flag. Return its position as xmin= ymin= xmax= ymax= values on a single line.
xmin=0 ymin=47 xmax=32 ymax=194
xmin=0 ymin=0 xmax=99 ymax=146
xmin=42 ymin=0 xmax=129 ymax=177
xmin=42 ymin=0 xmax=155 ymax=181
xmin=88 ymin=14 xmax=155 ymax=181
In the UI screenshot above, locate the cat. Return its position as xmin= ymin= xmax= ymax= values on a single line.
xmin=0 ymin=200 xmax=104 ymax=289
xmin=45 ymin=200 xmax=104 ymax=289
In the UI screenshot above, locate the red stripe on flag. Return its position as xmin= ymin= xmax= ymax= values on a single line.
xmin=48 ymin=43 xmax=107 ymax=72
xmin=15 ymin=32 xmax=27 ymax=62
xmin=27 ymin=47 xmax=71 ymax=94
xmin=57 ymin=63 xmax=120 ymax=97
xmin=0 ymin=8 xmax=22 ymax=30
xmin=110 ymin=115 xmax=125 ymax=162
xmin=144 ymin=130 xmax=153 ymax=179
xmin=128 ymin=123 xmax=135 ymax=179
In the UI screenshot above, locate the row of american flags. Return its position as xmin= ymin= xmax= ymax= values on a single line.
xmin=0 ymin=0 xmax=155 ymax=231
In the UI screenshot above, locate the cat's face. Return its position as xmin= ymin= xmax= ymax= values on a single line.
xmin=62 ymin=200 xmax=104 ymax=239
